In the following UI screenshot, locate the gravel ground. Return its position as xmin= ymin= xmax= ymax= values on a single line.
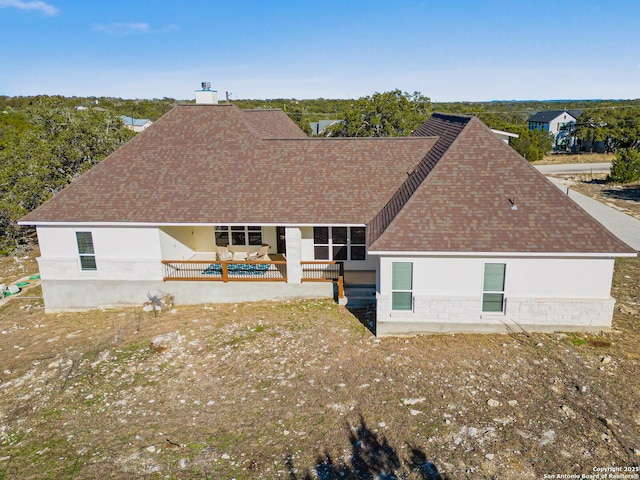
xmin=0 ymin=253 xmax=639 ymax=479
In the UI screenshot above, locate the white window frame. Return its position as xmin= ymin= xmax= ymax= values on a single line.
xmin=391 ymin=262 xmax=413 ymax=311
xmin=215 ymin=226 xmax=263 ymax=247
xmin=482 ymin=263 xmax=506 ymax=313
xmin=76 ymin=231 xmax=97 ymax=271
xmin=313 ymin=226 xmax=366 ymax=261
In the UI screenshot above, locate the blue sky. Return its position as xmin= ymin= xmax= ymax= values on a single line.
xmin=1 ymin=0 xmax=639 ymax=101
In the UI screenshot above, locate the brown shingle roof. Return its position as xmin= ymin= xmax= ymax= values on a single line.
xmin=242 ymin=109 xmax=309 ymax=139
xmin=20 ymin=106 xmax=634 ymax=255
xmin=368 ymin=113 xmax=470 ymax=246
xmin=369 ymin=113 xmax=635 ymax=254
xmin=20 ymin=104 xmax=436 ymax=225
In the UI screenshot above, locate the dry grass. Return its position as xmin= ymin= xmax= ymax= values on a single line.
xmin=536 ymin=153 xmax=614 ymax=165
xmin=0 ymin=250 xmax=639 ymax=478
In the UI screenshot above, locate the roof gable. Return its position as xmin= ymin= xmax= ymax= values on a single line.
xmin=19 ymin=104 xmax=435 ymax=225
xmin=241 ymin=109 xmax=308 ymax=139
xmin=369 ymin=115 xmax=634 ymax=254
xmin=368 ymin=113 xmax=470 ymax=246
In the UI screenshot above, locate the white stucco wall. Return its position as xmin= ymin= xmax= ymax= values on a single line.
xmin=37 ymin=226 xmax=164 ymax=282
xmin=378 ymin=256 xmax=614 ymax=299
xmin=375 ymin=255 xmax=617 ymax=335
xmin=35 ymin=225 xmax=337 ymax=310
xmin=37 ymin=226 xmax=161 ymax=259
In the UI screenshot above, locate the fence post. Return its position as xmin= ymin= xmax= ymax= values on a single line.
xmin=222 ymin=262 xmax=229 ymax=283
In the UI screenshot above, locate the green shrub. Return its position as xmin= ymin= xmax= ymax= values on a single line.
xmin=609 ymin=148 xmax=640 ymax=183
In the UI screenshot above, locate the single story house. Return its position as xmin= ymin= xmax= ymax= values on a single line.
xmin=19 ymin=97 xmax=635 ymax=336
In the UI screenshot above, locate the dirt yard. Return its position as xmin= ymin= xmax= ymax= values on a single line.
xmin=552 ymin=173 xmax=640 ymax=221
xmin=0 ymin=177 xmax=639 ymax=478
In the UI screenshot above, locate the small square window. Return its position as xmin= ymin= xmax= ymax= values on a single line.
xmin=333 ymin=245 xmax=347 ymax=260
xmin=215 ymin=228 xmax=229 ymax=246
xmin=231 ymin=230 xmax=246 ymax=245
xmin=351 ymin=246 xmax=366 ymax=260
xmin=392 ymin=292 xmax=413 ymax=310
xmin=351 ymin=227 xmax=366 ymax=244
xmin=314 ymin=227 xmax=329 ymax=244
xmin=314 ymin=245 xmax=329 ymax=260
xmin=248 ymin=229 xmax=262 ymax=245
xmin=80 ymin=255 xmax=97 ymax=271
xmin=482 ymin=293 xmax=504 ymax=312
xmin=332 ymin=227 xmax=347 ymax=244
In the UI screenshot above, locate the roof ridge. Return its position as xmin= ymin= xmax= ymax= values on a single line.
xmin=367 ymin=113 xmax=472 ymax=246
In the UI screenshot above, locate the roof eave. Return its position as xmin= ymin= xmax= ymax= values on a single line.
xmin=367 ymin=250 xmax=637 ymax=258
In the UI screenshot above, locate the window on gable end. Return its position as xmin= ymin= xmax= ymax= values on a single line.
xmin=482 ymin=263 xmax=506 ymax=312
xmin=392 ymin=262 xmax=413 ymax=311
xmin=76 ymin=232 xmax=96 ymax=271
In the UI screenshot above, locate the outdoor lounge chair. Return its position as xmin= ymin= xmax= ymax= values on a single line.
xmin=247 ymin=245 xmax=269 ymax=261
xmin=217 ymin=246 xmax=233 ymax=261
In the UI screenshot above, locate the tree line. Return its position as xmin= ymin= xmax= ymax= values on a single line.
xmin=0 ymin=96 xmax=140 ymax=253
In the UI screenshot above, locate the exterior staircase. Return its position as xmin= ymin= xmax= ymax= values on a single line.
xmin=343 ymin=284 xmax=377 ymax=308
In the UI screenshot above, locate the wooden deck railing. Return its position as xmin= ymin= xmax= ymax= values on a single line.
xmin=162 ymin=260 xmax=287 ymax=282
xmin=301 ymin=261 xmax=344 ymax=299
xmin=300 ymin=261 xmax=343 ymax=281
xmin=162 ymin=260 xmax=344 ymax=298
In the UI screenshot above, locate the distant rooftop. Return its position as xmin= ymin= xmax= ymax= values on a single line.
xmin=527 ymin=110 xmax=583 ymax=123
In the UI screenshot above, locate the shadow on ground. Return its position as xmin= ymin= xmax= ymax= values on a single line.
xmin=346 ymin=306 xmax=377 ymax=336
xmin=285 ymin=416 xmax=447 ymax=480
xmin=603 ymin=185 xmax=640 ymax=203
xmin=579 ymin=177 xmax=640 ymax=203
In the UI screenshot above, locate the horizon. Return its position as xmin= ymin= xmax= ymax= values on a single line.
xmin=1 ymin=1 xmax=639 ymax=102
xmin=3 ymin=92 xmax=639 ymax=104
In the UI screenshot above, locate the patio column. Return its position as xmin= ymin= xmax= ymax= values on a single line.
xmin=285 ymin=227 xmax=302 ymax=283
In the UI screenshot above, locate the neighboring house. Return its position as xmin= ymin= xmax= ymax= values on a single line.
xmin=19 ymin=97 xmax=635 ymax=336
xmin=121 ymin=116 xmax=153 ymax=133
xmin=309 ymin=119 xmax=342 ymax=135
xmin=527 ymin=109 xmax=583 ymax=151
